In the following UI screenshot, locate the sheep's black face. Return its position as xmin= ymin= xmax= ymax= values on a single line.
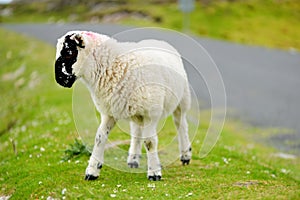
xmin=55 ymin=34 xmax=81 ymax=88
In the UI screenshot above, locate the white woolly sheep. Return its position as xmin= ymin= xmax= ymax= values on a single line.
xmin=55 ymin=30 xmax=192 ymax=181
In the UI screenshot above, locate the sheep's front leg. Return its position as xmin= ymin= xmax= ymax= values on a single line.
xmin=143 ymin=123 xmax=162 ymax=181
xmin=127 ymin=122 xmax=142 ymax=168
xmin=85 ymin=115 xmax=115 ymax=181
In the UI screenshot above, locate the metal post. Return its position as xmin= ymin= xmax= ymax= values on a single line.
xmin=178 ymin=0 xmax=195 ymax=33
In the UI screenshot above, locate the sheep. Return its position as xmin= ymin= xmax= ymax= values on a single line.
xmin=55 ymin=30 xmax=192 ymax=181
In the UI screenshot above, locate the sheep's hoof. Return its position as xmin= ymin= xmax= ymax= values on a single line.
xmin=181 ymin=158 xmax=190 ymax=165
xmin=148 ymin=175 xmax=161 ymax=181
xmin=128 ymin=161 xmax=139 ymax=168
xmin=85 ymin=174 xmax=99 ymax=181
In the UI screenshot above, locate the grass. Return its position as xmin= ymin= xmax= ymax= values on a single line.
xmin=0 ymin=29 xmax=300 ymax=199
xmin=0 ymin=0 xmax=299 ymax=50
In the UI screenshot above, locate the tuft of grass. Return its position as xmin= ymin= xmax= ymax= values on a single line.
xmin=62 ymin=139 xmax=91 ymax=162
xmin=0 ymin=29 xmax=299 ymax=199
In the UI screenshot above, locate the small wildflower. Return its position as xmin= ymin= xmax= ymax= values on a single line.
xmin=222 ymin=157 xmax=229 ymax=164
xmin=281 ymin=168 xmax=290 ymax=174
xmin=271 ymin=174 xmax=276 ymax=178
xmin=186 ymin=192 xmax=193 ymax=197
xmin=62 ymin=188 xmax=67 ymax=195
xmin=147 ymin=183 xmax=155 ymax=188
xmin=110 ymin=194 xmax=117 ymax=198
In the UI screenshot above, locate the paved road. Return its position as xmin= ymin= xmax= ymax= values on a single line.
xmin=3 ymin=23 xmax=300 ymax=154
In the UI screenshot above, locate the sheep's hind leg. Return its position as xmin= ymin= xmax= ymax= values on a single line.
xmin=85 ymin=115 xmax=115 ymax=181
xmin=127 ymin=122 xmax=142 ymax=168
xmin=173 ymin=106 xmax=192 ymax=165
xmin=143 ymin=122 xmax=162 ymax=181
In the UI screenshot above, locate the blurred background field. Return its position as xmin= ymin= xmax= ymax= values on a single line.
xmin=0 ymin=0 xmax=299 ymax=50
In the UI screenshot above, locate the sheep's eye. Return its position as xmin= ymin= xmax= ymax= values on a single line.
xmin=61 ymin=46 xmax=77 ymax=59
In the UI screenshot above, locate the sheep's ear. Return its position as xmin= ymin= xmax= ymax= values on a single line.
xmin=70 ymin=33 xmax=85 ymax=48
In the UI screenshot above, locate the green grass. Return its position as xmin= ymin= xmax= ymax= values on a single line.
xmin=0 ymin=29 xmax=300 ymax=199
xmin=1 ymin=0 xmax=299 ymax=50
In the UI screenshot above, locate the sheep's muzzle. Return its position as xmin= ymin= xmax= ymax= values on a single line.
xmin=55 ymin=56 xmax=77 ymax=88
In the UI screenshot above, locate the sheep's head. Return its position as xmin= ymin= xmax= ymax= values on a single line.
xmin=55 ymin=32 xmax=85 ymax=88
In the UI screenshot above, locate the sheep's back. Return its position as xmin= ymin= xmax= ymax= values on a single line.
xmin=109 ymin=40 xmax=188 ymax=120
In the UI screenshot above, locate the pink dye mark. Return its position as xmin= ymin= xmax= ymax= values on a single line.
xmin=84 ymin=32 xmax=96 ymax=39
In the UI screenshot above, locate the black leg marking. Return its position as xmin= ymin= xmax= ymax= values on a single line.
xmin=181 ymin=156 xmax=190 ymax=165
xmin=85 ymin=174 xmax=99 ymax=181
xmin=96 ymin=134 xmax=102 ymax=146
xmin=128 ymin=161 xmax=139 ymax=168
xmin=148 ymin=175 xmax=161 ymax=181
xmin=180 ymin=147 xmax=192 ymax=165
xmin=97 ymin=163 xmax=102 ymax=169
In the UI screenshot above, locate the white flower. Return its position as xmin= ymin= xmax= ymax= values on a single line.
xmin=271 ymin=174 xmax=276 ymax=178
xmin=110 ymin=194 xmax=117 ymax=198
xmin=62 ymin=188 xmax=67 ymax=195
xmin=280 ymin=168 xmax=290 ymax=174
xmin=147 ymin=183 xmax=155 ymax=188
xmin=186 ymin=192 xmax=193 ymax=197
xmin=222 ymin=157 xmax=229 ymax=164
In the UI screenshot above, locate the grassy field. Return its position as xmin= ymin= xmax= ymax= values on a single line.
xmin=0 ymin=0 xmax=299 ymax=50
xmin=0 ymin=28 xmax=300 ymax=199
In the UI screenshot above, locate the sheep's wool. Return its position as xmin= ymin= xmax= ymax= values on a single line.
xmin=57 ymin=31 xmax=190 ymax=123
xmin=55 ymin=31 xmax=192 ymax=181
